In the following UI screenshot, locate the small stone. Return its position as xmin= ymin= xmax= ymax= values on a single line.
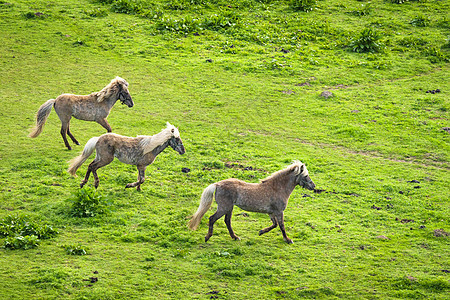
xmin=320 ymin=91 xmax=334 ymax=99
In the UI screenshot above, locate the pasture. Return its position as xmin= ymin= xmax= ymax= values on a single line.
xmin=1 ymin=0 xmax=449 ymax=299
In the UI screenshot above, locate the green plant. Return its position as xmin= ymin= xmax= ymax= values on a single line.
xmin=410 ymin=15 xmax=430 ymax=27
xmin=398 ymin=36 xmax=428 ymax=48
xmin=351 ymin=3 xmax=372 ymax=16
xmin=84 ymin=8 xmax=109 ymax=17
xmin=110 ymin=0 xmax=143 ymax=14
xmin=4 ymin=235 xmax=40 ymax=250
xmin=155 ymin=16 xmax=201 ymax=33
xmin=202 ymin=11 xmax=240 ymax=31
xmin=69 ymin=187 xmax=111 ymax=217
xmin=290 ymin=0 xmax=316 ymax=12
xmin=0 ymin=215 xmax=58 ymax=239
xmin=389 ymin=0 xmax=408 ymax=4
xmin=64 ymin=244 xmax=88 ymax=255
xmin=349 ymin=28 xmax=383 ymax=53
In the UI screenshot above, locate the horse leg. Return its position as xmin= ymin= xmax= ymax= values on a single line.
xmin=80 ymin=165 xmax=92 ymax=188
xmin=224 ymin=212 xmax=240 ymax=241
xmin=205 ymin=209 xmax=227 ymax=242
xmin=60 ymin=123 xmax=72 ymax=150
xmin=259 ymin=214 xmax=278 ymax=236
xmin=97 ymin=118 xmax=112 ymax=132
xmin=274 ymin=212 xmax=293 ymax=244
xmin=67 ymin=124 xmax=80 ymax=145
xmin=81 ymin=155 xmax=114 ymax=189
xmin=125 ymin=166 xmax=146 ymax=191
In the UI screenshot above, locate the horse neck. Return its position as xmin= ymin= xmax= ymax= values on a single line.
xmin=262 ymin=172 xmax=297 ymax=196
xmin=150 ymin=141 xmax=169 ymax=157
xmin=105 ymin=95 xmax=119 ymax=108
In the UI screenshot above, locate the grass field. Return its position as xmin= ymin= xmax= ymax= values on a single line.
xmin=1 ymin=0 xmax=449 ymax=299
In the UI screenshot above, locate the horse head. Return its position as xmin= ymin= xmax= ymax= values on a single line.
xmin=168 ymin=135 xmax=185 ymax=155
xmin=116 ymin=78 xmax=133 ymax=108
xmin=167 ymin=125 xmax=185 ymax=155
xmin=295 ymin=163 xmax=315 ymax=190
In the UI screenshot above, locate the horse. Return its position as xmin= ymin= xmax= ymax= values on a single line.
xmin=29 ymin=76 xmax=133 ymax=150
xmin=67 ymin=122 xmax=185 ymax=191
xmin=188 ymin=161 xmax=316 ymax=244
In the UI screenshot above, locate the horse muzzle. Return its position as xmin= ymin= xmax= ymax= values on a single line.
xmin=177 ymin=145 xmax=186 ymax=155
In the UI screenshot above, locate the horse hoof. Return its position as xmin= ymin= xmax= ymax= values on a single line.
xmin=125 ymin=184 xmax=131 ymax=189
xmin=285 ymin=239 xmax=294 ymax=244
xmin=258 ymin=230 xmax=264 ymax=236
xmin=233 ymin=236 xmax=241 ymax=241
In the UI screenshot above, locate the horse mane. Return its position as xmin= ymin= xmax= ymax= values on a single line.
xmin=96 ymin=76 xmax=128 ymax=102
xmin=139 ymin=122 xmax=180 ymax=155
xmin=261 ymin=161 xmax=307 ymax=183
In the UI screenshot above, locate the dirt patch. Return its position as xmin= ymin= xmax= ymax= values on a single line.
xmin=433 ymin=229 xmax=449 ymax=237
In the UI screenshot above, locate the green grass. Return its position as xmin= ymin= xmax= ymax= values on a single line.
xmin=1 ymin=0 xmax=449 ymax=299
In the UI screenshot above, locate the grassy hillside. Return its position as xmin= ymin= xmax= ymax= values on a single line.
xmin=1 ymin=0 xmax=449 ymax=299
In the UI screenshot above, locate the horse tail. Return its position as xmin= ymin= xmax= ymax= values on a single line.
xmin=188 ymin=183 xmax=217 ymax=230
xmin=67 ymin=136 xmax=100 ymax=176
xmin=28 ymin=99 xmax=56 ymax=138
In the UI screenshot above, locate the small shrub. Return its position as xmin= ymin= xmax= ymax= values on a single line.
xmin=111 ymin=0 xmax=143 ymax=14
xmin=423 ymin=46 xmax=449 ymax=63
xmin=410 ymin=15 xmax=430 ymax=27
xmin=0 ymin=215 xmax=58 ymax=240
xmin=290 ymin=0 xmax=316 ymax=12
xmin=398 ymin=36 xmax=428 ymax=48
xmin=155 ymin=16 xmax=201 ymax=34
xmin=351 ymin=3 xmax=372 ymax=16
xmin=165 ymin=0 xmax=189 ymax=10
xmin=84 ymin=8 xmax=108 ymax=17
xmin=202 ymin=11 xmax=240 ymax=31
xmin=349 ymin=28 xmax=383 ymax=53
xmin=4 ymin=235 xmax=40 ymax=250
xmin=69 ymin=187 xmax=111 ymax=217
xmin=64 ymin=244 xmax=88 ymax=255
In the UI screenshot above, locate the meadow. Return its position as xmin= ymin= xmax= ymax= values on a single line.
xmin=0 ymin=0 xmax=449 ymax=298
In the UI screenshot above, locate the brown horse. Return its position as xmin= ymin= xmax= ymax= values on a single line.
xmin=189 ymin=161 xmax=316 ymax=243
xmin=29 ymin=76 xmax=133 ymax=150
xmin=68 ymin=123 xmax=185 ymax=191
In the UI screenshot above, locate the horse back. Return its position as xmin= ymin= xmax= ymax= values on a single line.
xmin=97 ymin=134 xmax=150 ymax=165
xmin=216 ymin=179 xmax=284 ymax=213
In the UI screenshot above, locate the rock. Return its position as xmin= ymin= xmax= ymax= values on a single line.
xmin=320 ymin=91 xmax=333 ymax=98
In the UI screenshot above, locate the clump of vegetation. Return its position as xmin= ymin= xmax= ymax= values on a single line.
xmin=64 ymin=244 xmax=88 ymax=255
xmin=290 ymin=0 xmax=317 ymax=12
xmin=84 ymin=7 xmax=109 ymax=17
xmin=410 ymin=15 xmax=430 ymax=27
xmin=398 ymin=36 xmax=428 ymax=48
xmin=110 ymin=0 xmax=144 ymax=14
xmin=0 ymin=215 xmax=58 ymax=250
xmin=155 ymin=16 xmax=201 ymax=33
xmin=349 ymin=28 xmax=384 ymax=53
xmin=350 ymin=3 xmax=372 ymax=16
xmin=69 ymin=187 xmax=111 ymax=218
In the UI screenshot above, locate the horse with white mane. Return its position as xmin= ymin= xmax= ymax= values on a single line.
xmin=68 ymin=123 xmax=185 ymax=191
xmin=29 ymin=76 xmax=133 ymax=150
xmin=189 ymin=161 xmax=316 ymax=243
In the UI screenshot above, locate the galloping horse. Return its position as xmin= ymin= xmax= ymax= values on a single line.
xmin=29 ymin=77 xmax=133 ymax=150
xmin=189 ymin=161 xmax=316 ymax=243
xmin=68 ymin=123 xmax=185 ymax=191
